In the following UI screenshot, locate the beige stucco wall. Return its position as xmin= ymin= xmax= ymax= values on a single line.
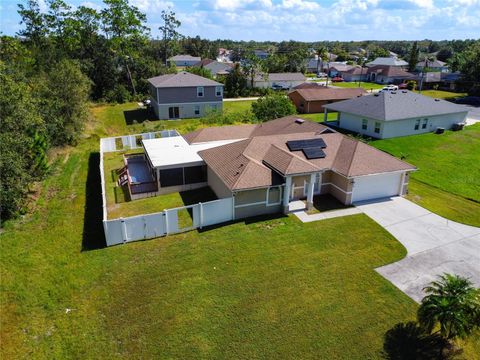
xmin=207 ymin=167 xmax=232 ymax=199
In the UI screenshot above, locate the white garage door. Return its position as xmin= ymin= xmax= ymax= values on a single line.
xmin=352 ymin=172 xmax=403 ymax=203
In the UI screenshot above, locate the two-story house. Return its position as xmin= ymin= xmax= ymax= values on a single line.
xmin=148 ymin=72 xmax=224 ymax=120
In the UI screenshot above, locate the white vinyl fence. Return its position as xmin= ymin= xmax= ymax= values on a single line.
xmin=100 ymin=131 xmax=235 ymax=247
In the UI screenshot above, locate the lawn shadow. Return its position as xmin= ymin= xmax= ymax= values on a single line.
xmin=197 ymin=212 xmax=287 ymax=233
xmin=82 ymin=152 xmax=106 ymax=251
xmin=383 ymin=321 xmax=457 ymax=360
xmin=123 ymin=107 xmax=157 ymax=125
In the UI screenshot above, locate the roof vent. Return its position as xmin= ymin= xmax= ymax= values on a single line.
xmin=295 ymin=118 xmax=305 ymax=124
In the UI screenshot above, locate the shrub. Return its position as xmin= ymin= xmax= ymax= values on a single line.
xmin=251 ymin=93 xmax=296 ymax=122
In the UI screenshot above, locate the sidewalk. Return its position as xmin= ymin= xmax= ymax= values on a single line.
xmin=224 ymin=97 xmax=259 ymax=102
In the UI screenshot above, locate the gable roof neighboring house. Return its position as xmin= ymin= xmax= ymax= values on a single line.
xmin=291 ymin=82 xmax=326 ymax=90
xmin=323 ymin=90 xmax=467 ymax=121
xmin=254 ymin=72 xmax=306 ymax=82
xmin=196 ymin=119 xmax=414 ymax=191
xmin=148 ymin=71 xmax=223 ymax=88
xmin=366 ymin=65 xmax=415 ymax=79
xmin=168 ymin=54 xmax=201 ymax=62
xmin=416 ymin=59 xmax=447 ymax=69
xmin=194 ymin=59 xmax=234 ymax=76
xmin=328 ymin=63 xmax=354 ymax=72
xmin=366 ymin=57 xmax=408 ymax=67
xmin=343 ymin=66 xmax=368 ymax=75
xmin=289 ymin=87 xmax=366 ymax=102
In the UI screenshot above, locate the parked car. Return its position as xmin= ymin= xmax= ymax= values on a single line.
xmin=331 ymin=76 xmax=344 ymax=82
xmin=382 ymin=85 xmax=399 ymax=91
xmin=272 ymin=84 xmax=289 ymax=90
xmin=455 ymin=96 xmax=480 ymax=107
xmin=398 ymin=83 xmax=408 ymax=89
xmin=317 ymin=72 xmax=328 ymax=78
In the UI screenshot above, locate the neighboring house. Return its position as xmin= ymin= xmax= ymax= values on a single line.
xmin=416 ymin=59 xmax=449 ymax=73
xmin=217 ymin=48 xmax=232 ymax=63
xmin=323 ymin=91 xmax=468 ymax=139
xmin=194 ymin=59 xmax=234 ymax=77
xmin=341 ymin=67 xmax=368 ymax=82
xmin=148 ymin=71 xmax=224 ymax=120
xmin=327 ymin=63 xmax=354 ymax=77
xmin=291 ymin=82 xmax=326 ymax=90
xmin=124 ymin=116 xmax=415 ymax=217
xmin=251 ymin=73 xmax=306 ymax=89
xmin=254 ymin=49 xmax=269 ymax=59
xmin=416 ymin=72 xmax=443 ymax=90
xmin=288 ymin=87 xmax=366 ymax=113
xmin=366 ymin=65 xmax=416 ymax=84
xmin=440 ymin=72 xmax=462 ymax=91
xmin=366 ymin=57 xmax=408 ymax=67
xmin=388 ymin=51 xmax=398 ymax=58
xmin=306 ymin=57 xmax=322 ymax=73
xmin=168 ymin=54 xmax=201 ymax=67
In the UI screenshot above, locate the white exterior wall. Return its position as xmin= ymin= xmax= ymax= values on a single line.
xmin=338 ymin=111 xmax=468 ymax=139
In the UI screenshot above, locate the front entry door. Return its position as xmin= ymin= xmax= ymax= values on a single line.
xmin=168 ymin=106 xmax=179 ymax=119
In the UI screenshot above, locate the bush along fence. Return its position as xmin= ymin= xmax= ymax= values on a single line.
xmin=99 ymin=131 xmax=235 ymax=246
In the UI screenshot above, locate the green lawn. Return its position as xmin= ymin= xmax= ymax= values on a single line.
xmin=418 ymin=90 xmax=467 ymax=100
xmin=371 ymin=124 xmax=480 ymax=226
xmin=334 ymin=81 xmax=384 ymax=90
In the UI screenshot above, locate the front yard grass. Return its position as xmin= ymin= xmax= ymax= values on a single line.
xmin=333 ymin=81 xmax=384 ymax=90
xmin=371 ymin=124 xmax=480 ymax=226
xmin=418 ymin=89 xmax=467 ymax=100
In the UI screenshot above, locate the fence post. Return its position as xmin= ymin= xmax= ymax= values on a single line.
xmin=120 ymin=218 xmax=127 ymax=243
xmin=164 ymin=210 xmax=169 ymax=234
xmin=199 ymin=202 xmax=203 ymax=229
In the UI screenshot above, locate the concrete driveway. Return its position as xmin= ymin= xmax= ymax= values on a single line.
xmin=355 ymin=197 xmax=480 ymax=302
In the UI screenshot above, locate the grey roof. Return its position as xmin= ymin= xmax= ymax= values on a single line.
xmin=255 ymin=73 xmax=306 ymax=82
xmin=148 ymin=71 xmax=223 ymax=88
xmin=168 ymin=54 xmax=201 ymax=62
xmin=366 ymin=57 xmax=408 ymax=67
xmin=323 ymin=90 xmax=467 ymax=121
xmin=416 ymin=59 xmax=447 ymax=68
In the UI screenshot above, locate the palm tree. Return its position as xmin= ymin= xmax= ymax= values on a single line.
xmin=417 ymin=274 xmax=480 ymax=342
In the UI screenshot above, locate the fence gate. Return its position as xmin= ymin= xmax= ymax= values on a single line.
xmin=165 ymin=204 xmax=201 ymax=234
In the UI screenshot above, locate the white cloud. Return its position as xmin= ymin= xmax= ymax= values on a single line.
xmin=280 ymin=0 xmax=320 ymax=11
xmin=407 ymin=0 xmax=434 ymax=9
xmin=131 ymin=0 xmax=174 ymax=13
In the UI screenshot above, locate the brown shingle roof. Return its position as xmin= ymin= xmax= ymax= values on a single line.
xmin=366 ymin=65 xmax=415 ymax=78
xmin=148 ymin=71 xmax=223 ymax=88
xmin=289 ymin=87 xmax=366 ymax=102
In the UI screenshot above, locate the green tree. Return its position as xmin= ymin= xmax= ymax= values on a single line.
xmin=449 ymin=41 xmax=480 ymax=95
xmin=159 ymin=9 xmax=182 ymax=66
xmin=224 ymin=63 xmax=247 ymax=97
xmin=37 ymin=59 xmax=91 ymax=146
xmin=408 ymin=41 xmax=419 ymax=72
xmin=418 ymin=274 xmax=480 ymax=342
xmin=251 ymin=93 xmax=296 ymax=122
xmin=186 ymin=66 xmax=213 ymax=79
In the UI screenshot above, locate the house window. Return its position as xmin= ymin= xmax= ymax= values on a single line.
xmin=194 ymin=105 xmax=200 ymax=115
xmin=215 ymin=86 xmax=223 ymax=97
xmin=362 ymin=119 xmax=368 ymax=130
xmin=422 ymin=118 xmax=428 ymax=129
xmin=374 ymin=122 xmax=381 ymax=134
xmin=414 ymin=119 xmax=420 ymax=130
xmin=197 ymin=86 xmax=204 ymax=97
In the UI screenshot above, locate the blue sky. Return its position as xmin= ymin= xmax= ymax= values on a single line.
xmin=1 ymin=0 xmax=480 ymax=41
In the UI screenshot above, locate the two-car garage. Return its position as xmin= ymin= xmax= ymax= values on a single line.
xmin=351 ymin=172 xmax=404 ymax=203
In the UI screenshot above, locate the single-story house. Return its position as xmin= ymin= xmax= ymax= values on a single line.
xmin=251 ymin=73 xmax=306 ymax=89
xmin=193 ymin=59 xmax=234 ymax=77
xmin=288 ymin=87 xmax=366 ymax=113
xmin=168 ymin=54 xmax=201 ymax=67
xmin=327 ymin=63 xmax=354 ymax=77
xmin=306 ymin=57 xmax=322 ymax=73
xmin=340 ymin=66 xmax=368 ymax=82
xmin=323 ymin=90 xmax=468 ymax=139
xmin=366 ymin=57 xmax=408 ymax=67
xmin=148 ymin=71 xmax=224 ymax=120
xmin=366 ymin=65 xmax=416 ymax=84
xmin=254 ymin=49 xmax=269 ymax=59
xmin=291 ymin=82 xmax=326 ymax=90
xmin=416 ymin=72 xmax=443 ymax=90
xmin=416 ymin=59 xmax=449 ymax=73
xmin=123 ymin=116 xmax=415 ymax=217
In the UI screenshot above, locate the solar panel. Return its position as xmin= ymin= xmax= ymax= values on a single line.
xmin=302 ymin=147 xmax=326 ymax=159
xmin=286 ymin=138 xmax=326 ymax=151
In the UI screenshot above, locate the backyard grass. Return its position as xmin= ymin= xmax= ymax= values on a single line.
xmin=372 ymin=124 xmax=480 ymax=226
xmin=1 ymin=102 xmax=479 ymax=358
